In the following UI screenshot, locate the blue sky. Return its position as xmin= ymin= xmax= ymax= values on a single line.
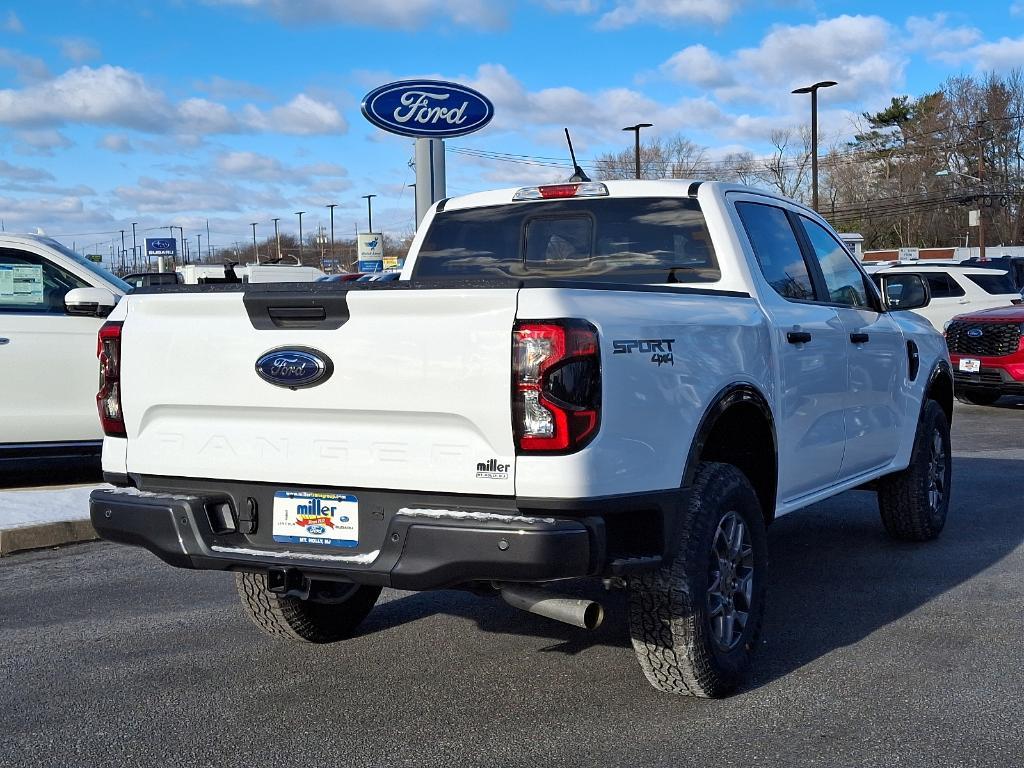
xmin=1 ymin=0 xmax=1023 ymax=262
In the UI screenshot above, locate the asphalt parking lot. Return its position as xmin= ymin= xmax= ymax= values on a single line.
xmin=2 ymin=399 xmax=1022 ymax=768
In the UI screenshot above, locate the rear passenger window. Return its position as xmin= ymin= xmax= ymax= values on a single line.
xmin=925 ymin=273 xmax=965 ymax=298
xmin=735 ymin=202 xmax=815 ymax=301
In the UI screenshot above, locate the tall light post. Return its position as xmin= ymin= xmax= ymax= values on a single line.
xmin=295 ymin=211 xmax=306 ymax=260
xmin=272 ymin=217 xmax=281 ymax=259
xmin=361 ymin=194 xmax=377 ymax=233
xmin=326 ymin=203 xmax=337 ymax=269
xmin=622 ymin=123 xmax=653 ymax=179
xmin=791 ymin=80 xmax=837 ymax=212
xmin=250 ymin=222 xmax=259 ymax=263
xmin=197 ymin=233 xmax=202 ymax=262
xmin=131 ymin=222 xmax=138 ymax=270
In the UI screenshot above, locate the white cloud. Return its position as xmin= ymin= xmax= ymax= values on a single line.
xmin=0 ymin=159 xmax=54 ymax=183
xmin=13 ymin=128 xmax=73 ymax=155
xmin=204 ymin=0 xmax=507 ymax=29
xmin=597 ymin=0 xmax=743 ymax=28
xmin=98 ymin=134 xmax=134 ymax=153
xmin=1012 ymin=3 xmax=1024 ymax=16
xmin=56 ymin=37 xmax=101 ymax=63
xmin=959 ymin=36 xmax=1024 ymax=70
xmin=2 ymin=11 xmax=23 ymax=33
xmin=659 ymin=44 xmax=734 ymax=88
xmin=658 ymin=15 xmax=904 ymax=107
xmin=0 ymin=65 xmax=171 ymax=130
xmin=246 ymin=94 xmax=347 ymax=135
xmin=216 ymin=150 xmax=283 ymax=179
xmin=0 ymin=64 xmax=346 ymax=137
xmin=535 ymin=0 xmax=597 ymax=12
xmin=0 ymin=48 xmax=50 ymax=82
xmin=904 ymin=14 xmax=981 ymax=53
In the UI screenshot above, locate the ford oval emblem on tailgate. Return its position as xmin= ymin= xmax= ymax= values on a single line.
xmin=255 ymin=347 xmax=333 ymax=389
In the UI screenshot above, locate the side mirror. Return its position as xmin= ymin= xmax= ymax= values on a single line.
xmin=879 ymin=273 xmax=930 ymax=312
xmin=65 ymin=287 xmax=118 ymax=317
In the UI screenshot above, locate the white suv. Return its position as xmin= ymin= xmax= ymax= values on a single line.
xmin=1 ymin=234 xmax=128 ymax=461
xmin=872 ymin=264 xmax=1021 ymax=330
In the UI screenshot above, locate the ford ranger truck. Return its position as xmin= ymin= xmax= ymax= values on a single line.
xmin=89 ymin=180 xmax=953 ymax=698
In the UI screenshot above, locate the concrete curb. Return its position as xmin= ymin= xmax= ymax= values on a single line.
xmin=0 ymin=519 xmax=98 ymax=557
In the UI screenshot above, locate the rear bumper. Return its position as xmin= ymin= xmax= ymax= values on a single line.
xmin=89 ymin=479 xmax=676 ymax=590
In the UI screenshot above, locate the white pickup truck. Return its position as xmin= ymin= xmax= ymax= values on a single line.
xmin=1 ymin=233 xmax=126 ymax=461
xmin=90 ymin=180 xmax=953 ymax=697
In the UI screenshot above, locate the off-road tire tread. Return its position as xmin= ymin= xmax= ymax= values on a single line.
xmin=876 ymin=399 xmax=951 ymax=542
xmin=234 ymin=572 xmax=380 ymax=643
xmin=628 ymin=461 xmax=766 ymax=698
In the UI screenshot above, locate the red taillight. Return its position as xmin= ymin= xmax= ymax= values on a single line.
xmin=97 ymin=321 xmax=126 ymax=437
xmin=512 ymin=320 xmax=600 ymax=454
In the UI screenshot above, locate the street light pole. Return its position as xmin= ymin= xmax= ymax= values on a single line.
xmin=119 ymin=229 xmax=126 ymax=272
xmin=295 ymin=211 xmax=306 ymax=260
xmin=326 ymin=204 xmax=337 ymax=269
xmin=361 ymin=194 xmax=377 ymax=233
xmin=791 ymin=80 xmax=837 ymax=211
xmin=272 ymin=217 xmax=281 ymax=259
xmin=131 ymin=222 xmax=138 ymax=270
xmin=622 ymin=123 xmax=653 ymax=179
xmin=197 ymin=234 xmax=202 ymax=262
xmin=250 ymin=222 xmax=259 ymax=263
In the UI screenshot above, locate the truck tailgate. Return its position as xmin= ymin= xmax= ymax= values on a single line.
xmin=119 ymin=287 xmax=518 ymax=494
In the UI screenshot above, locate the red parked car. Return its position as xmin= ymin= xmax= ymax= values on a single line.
xmin=946 ymin=305 xmax=1024 ymax=405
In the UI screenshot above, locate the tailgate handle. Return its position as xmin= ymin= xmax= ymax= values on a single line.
xmin=268 ymin=306 xmax=327 ymax=325
xmin=243 ymin=292 xmax=350 ymax=330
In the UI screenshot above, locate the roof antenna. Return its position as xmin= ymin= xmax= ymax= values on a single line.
xmin=564 ymin=128 xmax=591 ymax=183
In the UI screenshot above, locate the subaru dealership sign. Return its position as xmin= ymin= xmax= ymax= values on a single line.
xmin=361 ymin=80 xmax=494 ymax=138
xmin=146 ymin=238 xmax=176 ymax=257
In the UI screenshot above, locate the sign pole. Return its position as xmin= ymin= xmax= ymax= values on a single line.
xmin=414 ymin=138 xmax=446 ymax=228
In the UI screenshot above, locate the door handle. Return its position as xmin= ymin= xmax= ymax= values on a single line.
xmin=850 ymin=332 xmax=870 ymax=344
xmin=786 ymin=331 xmax=812 ymax=345
xmin=0 ymin=338 xmax=9 ymax=345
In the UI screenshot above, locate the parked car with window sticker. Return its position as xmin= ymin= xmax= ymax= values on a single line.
xmin=89 ymin=180 xmax=952 ymax=698
xmin=1 ymin=233 xmax=127 ymax=462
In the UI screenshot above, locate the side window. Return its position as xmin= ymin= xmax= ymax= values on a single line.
xmin=735 ymin=202 xmax=816 ymax=301
xmin=798 ymin=217 xmax=869 ymax=308
xmin=925 ymin=273 xmax=964 ymax=298
xmin=0 ymin=248 xmax=88 ymax=314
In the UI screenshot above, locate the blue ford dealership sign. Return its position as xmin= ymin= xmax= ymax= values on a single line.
xmin=361 ymin=80 xmax=494 ymax=139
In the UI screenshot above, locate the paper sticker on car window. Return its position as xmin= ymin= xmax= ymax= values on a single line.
xmin=0 ymin=264 xmax=45 ymax=304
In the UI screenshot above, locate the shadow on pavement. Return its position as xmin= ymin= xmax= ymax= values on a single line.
xmin=354 ymin=456 xmax=1023 ymax=688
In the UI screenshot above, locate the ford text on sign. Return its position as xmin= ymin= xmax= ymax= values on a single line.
xmin=361 ymin=80 xmax=494 ymax=139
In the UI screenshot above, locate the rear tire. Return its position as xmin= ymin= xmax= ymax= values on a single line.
xmin=628 ymin=462 xmax=768 ymax=698
xmin=876 ymin=399 xmax=952 ymax=542
xmin=955 ymin=389 xmax=1001 ymax=406
xmin=235 ymin=572 xmax=381 ymax=643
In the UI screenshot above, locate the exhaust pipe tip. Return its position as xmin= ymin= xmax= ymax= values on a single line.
xmin=496 ymin=582 xmax=604 ymax=630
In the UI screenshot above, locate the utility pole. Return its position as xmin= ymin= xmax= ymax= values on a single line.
xmin=272 ymin=217 xmax=281 ymax=259
xmin=206 ymin=219 xmax=211 ymax=262
xmin=296 ymin=211 xmax=305 ymax=260
xmin=326 ymin=204 xmax=337 ymax=269
xmin=792 ymin=80 xmax=837 ymax=211
xmin=120 ymin=229 xmax=126 ymax=271
xmin=622 ymin=123 xmax=653 ymax=179
xmin=197 ymin=233 xmax=202 ymax=262
xmin=250 ymin=222 xmax=259 ymax=264
xmin=362 ymin=194 xmax=376 ymax=233
xmin=978 ymin=121 xmax=987 ymax=263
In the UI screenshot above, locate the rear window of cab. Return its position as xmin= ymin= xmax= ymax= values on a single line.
xmin=412 ymin=197 xmax=720 ymax=284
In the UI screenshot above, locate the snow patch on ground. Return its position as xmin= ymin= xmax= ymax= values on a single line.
xmin=0 ymin=485 xmax=105 ymax=529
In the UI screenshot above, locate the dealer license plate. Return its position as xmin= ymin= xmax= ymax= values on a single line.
xmin=272 ymin=491 xmax=358 ymax=548
xmin=959 ymin=358 xmax=981 ymax=373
